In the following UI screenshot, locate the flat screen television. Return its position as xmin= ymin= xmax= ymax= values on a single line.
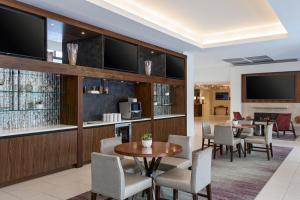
xmin=0 ymin=5 xmax=46 ymax=60
xmin=166 ymin=54 xmax=185 ymax=79
xmin=246 ymin=74 xmax=295 ymax=100
xmin=104 ymin=37 xmax=138 ymax=73
xmin=215 ymin=92 xmax=230 ymax=100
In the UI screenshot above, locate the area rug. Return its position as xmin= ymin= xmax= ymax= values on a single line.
xmin=272 ymin=133 xmax=299 ymax=141
xmin=68 ymin=146 xmax=292 ymax=200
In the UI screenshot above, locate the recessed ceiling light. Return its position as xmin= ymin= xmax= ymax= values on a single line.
xmin=50 ymin=23 xmax=55 ymax=26
xmin=150 ymin=50 xmax=155 ymax=54
xmin=81 ymin=31 xmax=86 ymax=35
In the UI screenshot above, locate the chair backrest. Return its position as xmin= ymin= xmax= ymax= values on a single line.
xmin=100 ymin=137 xmax=122 ymax=156
xmin=214 ymin=125 xmax=234 ymax=146
xmin=275 ymin=113 xmax=292 ymax=131
xmin=168 ymin=135 xmax=192 ymax=160
xmin=91 ymin=153 xmax=125 ymax=199
xmin=202 ymin=121 xmax=212 ymax=136
xmin=264 ymin=124 xmax=273 ymax=144
xmin=191 ymin=147 xmax=212 ymax=193
xmin=233 ymin=112 xmax=243 ymax=120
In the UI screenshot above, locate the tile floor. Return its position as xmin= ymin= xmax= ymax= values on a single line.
xmin=0 ymin=118 xmax=299 ymax=200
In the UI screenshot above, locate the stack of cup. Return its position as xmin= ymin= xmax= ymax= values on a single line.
xmin=103 ymin=113 xmax=122 ymax=122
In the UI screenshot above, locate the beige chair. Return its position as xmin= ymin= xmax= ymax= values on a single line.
xmin=202 ymin=121 xmax=214 ymax=150
xmin=155 ymin=148 xmax=212 ymax=200
xmin=213 ymin=125 xmax=242 ymax=162
xmin=101 ymin=137 xmax=140 ymax=173
xmin=91 ymin=153 xmax=152 ymax=200
xmin=238 ymin=120 xmax=254 ymax=137
xmin=158 ymin=135 xmax=192 ymax=171
xmin=244 ymin=124 xmax=273 ymax=160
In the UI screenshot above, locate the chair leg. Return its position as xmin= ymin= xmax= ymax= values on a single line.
xmin=248 ymin=143 xmax=252 ymax=154
xmin=230 ymin=146 xmax=233 ymax=162
xmin=155 ymin=185 xmax=160 ymax=200
xmin=237 ymin=144 xmax=241 ymax=158
xmin=202 ymin=138 xmax=205 ymax=150
xmin=147 ymin=187 xmax=153 ymax=200
xmin=91 ymin=192 xmax=97 ymax=200
xmin=173 ymin=189 xmax=178 ymax=200
xmin=192 ymin=193 xmax=198 ymax=200
xmin=213 ymin=144 xmax=217 ymax=159
xmin=244 ymin=142 xmax=247 ymax=157
xmin=208 ymin=139 xmax=211 ymax=147
xmin=206 ymin=184 xmax=212 ymax=200
xmin=220 ymin=145 xmax=223 ymax=155
xmin=266 ymin=144 xmax=270 ymax=160
xmin=270 ymin=143 xmax=273 ymax=158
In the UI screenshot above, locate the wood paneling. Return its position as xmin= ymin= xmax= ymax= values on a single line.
xmin=0 ymin=54 xmax=185 ymax=86
xmin=242 ymin=72 xmax=300 ymax=103
xmin=0 ymin=130 xmax=77 ymax=186
xmin=82 ymin=126 xmax=115 ymax=162
xmin=132 ymin=121 xmax=152 ymax=142
xmin=136 ymin=83 xmax=152 ymax=118
xmin=171 ymin=85 xmax=186 ymax=114
xmin=153 ymin=117 xmax=186 ymax=142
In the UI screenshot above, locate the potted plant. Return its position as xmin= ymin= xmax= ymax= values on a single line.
xmin=141 ymin=133 xmax=152 ymax=148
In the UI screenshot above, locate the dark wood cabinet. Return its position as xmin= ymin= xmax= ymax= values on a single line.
xmin=132 ymin=121 xmax=152 ymax=142
xmin=0 ymin=130 xmax=77 ymax=187
xmin=153 ymin=117 xmax=186 ymax=142
xmin=82 ymin=125 xmax=115 ymax=163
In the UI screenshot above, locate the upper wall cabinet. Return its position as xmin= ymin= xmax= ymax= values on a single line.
xmin=166 ymin=54 xmax=185 ymax=80
xmin=138 ymin=47 xmax=166 ymax=77
xmin=47 ymin=19 xmax=102 ymax=68
xmin=104 ymin=37 xmax=138 ymax=73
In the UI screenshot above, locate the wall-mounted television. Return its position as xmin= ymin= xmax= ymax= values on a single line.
xmin=104 ymin=37 xmax=138 ymax=73
xmin=0 ymin=5 xmax=46 ymax=60
xmin=215 ymin=92 xmax=230 ymax=100
xmin=166 ymin=54 xmax=185 ymax=79
xmin=246 ymin=74 xmax=295 ymax=100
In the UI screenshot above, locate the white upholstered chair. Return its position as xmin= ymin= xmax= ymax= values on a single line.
xmin=155 ymin=147 xmax=212 ymax=200
xmin=158 ymin=135 xmax=192 ymax=171
xmin=244 ymin=124 xmax=273 ymax=160
xmin=91 ymin=153 xmax=152 ymax=200
xmin=100 ymin=137 xmax=140 ymax=173
xmin=202 ymin=121 xmax=214 ymax=150
xmin=213 ymin=125 xmax=242 ymax=162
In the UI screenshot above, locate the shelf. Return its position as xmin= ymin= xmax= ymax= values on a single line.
xmin=0 ymin=90 xmax=58 ymax=94
xmin=0 ymin=108 xmax=59 ymax=112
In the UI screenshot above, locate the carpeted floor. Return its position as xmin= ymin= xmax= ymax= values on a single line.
xmin=272 ymin=133 xmax=298 ymax=141
xmin=68 ymin=146 xmax=292 ymax=200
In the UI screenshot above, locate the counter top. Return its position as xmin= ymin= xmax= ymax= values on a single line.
xmin=83 ymin=118 xmax=152 ymax=128
xmin=154 ymin=114 xmax=186 ymax=120
xmin=0 ymin=124 xmax=78 ymax=138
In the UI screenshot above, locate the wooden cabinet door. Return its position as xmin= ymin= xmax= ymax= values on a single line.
xmin=132 ymin=121 xmax=152 ymax=142
xmin=0 ymin=130 xmax=77 ymax=186
xmin=82 ymin=125 xmax=115 ymax=162
xmin=153 ymin=117 xmax=186 ymax=142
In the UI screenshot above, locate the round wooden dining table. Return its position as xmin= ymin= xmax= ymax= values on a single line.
xmin=232 ymin=124 xmax=256 ymax=138
xmin=115 ymin=141 xmax=182 ymax=177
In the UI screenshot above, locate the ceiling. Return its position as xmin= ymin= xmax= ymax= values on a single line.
xmin=86 ymin=0 xmax=287 ymax=48
xmin=18 ymin=0 xmax=300 ymax=68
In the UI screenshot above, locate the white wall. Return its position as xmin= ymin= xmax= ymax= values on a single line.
xmin=184 ymin=51 xmax=195 ymax=136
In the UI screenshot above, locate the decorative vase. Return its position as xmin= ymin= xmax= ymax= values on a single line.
xmin=67 ymin=43 xmax=78 ymax=65
xmin=142 ymin=139 xmax=152 ymax=148
xmin=144 ymin=60 xmax=152 ymax=76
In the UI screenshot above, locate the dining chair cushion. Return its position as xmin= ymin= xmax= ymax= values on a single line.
xmin=124 ymin=174 xmax=152 ymax=199
xmin=168 ymin=135 xmax=192 ymax=160
xmin=155 ymin=168 xmax=191 ymax=192
xmin=203 ymin=134 xmax=214 ymax=139
xmin=244 ymin=136 xmax=265 ymax=144
xmin=159 ymin=157 xmax=192 ymax=171
xmin=214 ymin=125 xmax=241 ymax=146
